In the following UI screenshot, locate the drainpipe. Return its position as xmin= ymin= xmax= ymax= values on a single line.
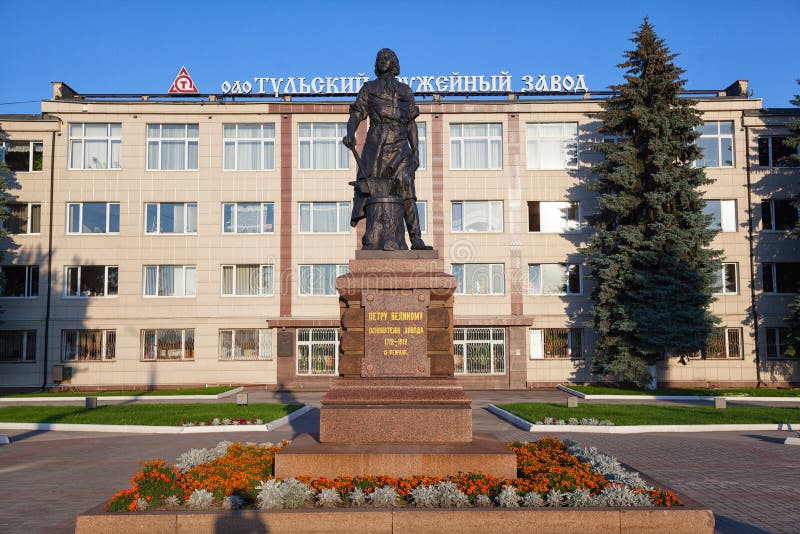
xmin=41 ymin=128 xmax=56 ymax=389
xmin=744 ymin=124 xmax=762 ymax=386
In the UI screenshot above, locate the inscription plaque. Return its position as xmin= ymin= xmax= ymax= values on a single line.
xmin=362 ymin=289 xmax=429 ymax=377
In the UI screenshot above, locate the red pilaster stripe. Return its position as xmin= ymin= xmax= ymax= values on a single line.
xmin=431 ymin=113 xmax=444 ymax=251
xmin=280 ymin=113 xmax=293 ymax=317
xmin=507 ymin=112 xmax=523 ymax=316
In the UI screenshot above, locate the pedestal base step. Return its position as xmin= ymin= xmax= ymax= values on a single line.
xmin=274 ymin=433 xmax=517 ymax=480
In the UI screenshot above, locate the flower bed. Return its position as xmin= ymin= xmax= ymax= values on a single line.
xmin=180 ymin=417 xmax=264 ymax=427
xmin=534 ymin=417 xmax=614 ymax=426
xmin=106 ymin=437 xmax=682 ymax=512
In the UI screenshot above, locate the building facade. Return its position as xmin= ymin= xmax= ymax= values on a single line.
xmin=0 ymin=80 xmax=798 ymax=390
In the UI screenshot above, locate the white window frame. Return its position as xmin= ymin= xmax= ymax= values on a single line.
xmin=221 ymin=264 xmax=274 ymax=296
xmin=695 ymin=121 xmax=734 ymax=168
xmin=219 ymin=329 xmax=272 ymax=361
xmin=64 ymin=265 xmax=118 ymax=298
xmin=5 ymin=203 xmax=42 ymax=235
xmin=691 ymin=327 xmax=743 ymax=360
xmin=1 ymin=140 xmax=44 ymax=172
xmin=296 ymin=328 xmax=339 ymax=375
xmin=704 ymin=200 xmax=737 ymax=232
xmin=298 ymin=123 xmax=350 ymax=170
xmin=298 ymin=202 xmax=352 ymax=234
xmin=0 ymin=265 xmax=39 ymax=298
xmin=66 ymin=202 xmax=120 ymax=235
xmin=529 ymin=328 xmax=583 ymax=359
xmin=528 ymin=201 xmax=582 ymax=233
xmin=451 ymin=201 xmax=504 ymax=232
xmin=141 ymin=329 xmax=194 ymax=361
xmin=450 ymin=123 xmax=503 ymax=170
xmin=526 ymin=122 xmax=579 ymax=170
xmin=761 ymin=199 xmax=799 ymax=232
xmin=298 ymin=264 xmax=349 ymax=296
xmin=223 ymin=123 xmax=276 ymax=171
xmin=143 ymin=265 xmax=197 ymax=297
xmin=222 ymin=202 xmax=275 ymax=234
xmin=452 ymin=263 xmax=505 ymax=295
xmin=713 ymin=263 xmax=739 ymax=295
xmin=529 ymin=263 xmax=582 ymax=296
xmin=763 ymin=263 xmax=800 ymax=294
xmin=453 ymin=327 xmax=506 ymax=375
xmin=0 ymin=330 xmax=36 ymax=362
xmin=765 ymin=327 xmax=794 ymax=360
xmin=62 ymin=329 xmax=115 ymax=362
xmin=417 ymin=122 xmax=427 ymax=170
xmin=146 ymin=124 xmax=199 ymax=171
xmin=144 ymin=202 xmax=198 ymax=234
xmin=758 ymin=136 xmax=799 ymax=167
xmin=68 ymin=123 xmax=121 ymax=170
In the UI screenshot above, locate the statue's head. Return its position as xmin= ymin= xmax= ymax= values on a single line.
xmin=374 ymin=48 xmax=400 ymax=77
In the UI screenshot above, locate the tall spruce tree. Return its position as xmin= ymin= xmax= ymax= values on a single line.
xmin=584 ymin=19 xmax=721 ymax=386
xmin=781 ymin=80 xmax=800 ymax=356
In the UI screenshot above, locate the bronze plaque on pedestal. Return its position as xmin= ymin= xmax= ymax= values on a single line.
xmin=362 ymin=289 xmax=429 ymax=377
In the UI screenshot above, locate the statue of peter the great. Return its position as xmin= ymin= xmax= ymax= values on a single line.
xmin=343 ymin=48 xmax=432 ymax=251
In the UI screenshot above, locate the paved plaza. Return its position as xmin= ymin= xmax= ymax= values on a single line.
xmin=0 ymin=390 xmax=798 ymax=533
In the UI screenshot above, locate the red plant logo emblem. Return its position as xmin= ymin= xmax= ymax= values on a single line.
xmin=169 ymin=66 xmax=198 ymax=94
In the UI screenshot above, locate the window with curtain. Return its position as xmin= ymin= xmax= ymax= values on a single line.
xmin=712 ymin=263 xmax=738 ymax=294
xmin=417 ymin=122 xmax=428 ymax=170
xmin=453 ymin=327 xmax=505 ymax=374
xmin=221 ymin=264 xmax=273 ymax=296
xmin=528 ymin=201 xmax=581 ymax=232
xmin=219 ymin=329 xmax=272 ymax=360
xmin=695 ymin=121 xmax=734 ymax=168
xmin=146 ymin=124 xmax=199 ymax=170
xmin=529 ymin=328 xmax=583 ymax=359
xmin=64 ymin=265 xmax=118 ymax=297
xmin=5 ymin=203 xmax=41 ymax=234
xmin=0 ymin=330 xmax=36 ymax=362
xmin=2 ymin=141 xmax=43 ymax=172
xmin=450 ymin=123 xmax=502 ymax=169
xmin=529 ymin=264 xmax=581 ymax=295
xmin=451 ymin=201 xmax=503 ymax=232
xmin=451 ymin=264 xmax=505 ymax=295
xmin=526 ymin=123 xmax=578 ymax=169
xmin=62 ymin=329 xmax=115 ymax=361
xmin=703 ymin=200 xmax=737 ymax=232
xmin=143 ymin=265 xmax=196 ymax=297
xmin=298 ymin=202 xmax=351 ymax=233
xmin=141 ymin=329 xmax=194 ymax=360
xmin=298 ymin=264 xmax=349 ymax=296
xmin=223 ymin=124 xmax=276 ymax=170
xmin=298 ymin=123 xmax=349 ymax=170
xmin=222 ymin=203 xmax=274 ymax=233
xmin=144 ymin=203 xmax=197 ymax=234
xmin=68 ymin=124 xmax=121 ymax=169
xmin=66 ymin=202 xmax=120 ymax=234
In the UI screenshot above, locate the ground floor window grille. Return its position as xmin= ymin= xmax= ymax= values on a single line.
xmin=0 ymin=330 xmax=36 ymax=362
xmin=141 ymin=329 xmax=194 ymax=361
xmin=219 ymin=329 xmax=272 ymax=360
xmin=453 ymin=327 xmax=505 ymax=374
xmin=296 ymin=328 xmax=338 ymax=375
xmin=766 ymin=327 xmax=794 ymax=359
xmin=701 ymin=328 xmax=743 ymax=359
xmin=529 ymin=328 xmax=583 ymax=359
xmin=62 ymin=330 xmax=115 ymax=361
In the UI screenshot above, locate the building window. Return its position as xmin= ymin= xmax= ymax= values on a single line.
xmin=219 ymin=329 xmax=272 ymax=360
xmin=146 ymin=124 xmax=199 ymax=170
xmin=453 ymin=327 xmax=505 ymax=374
xmin=528 ymin=201 xmax=581 ymax=232
xmin=758 ymin=136 xmax=797 ymax=167
xmin=222 ymin=202 xmax=275 ymax=234
xmin=1 ymin=141 xmax=43 ymax=172
xmin=296 ymin=328 xmax=338 ymax=375
xmin=529 ymin=264 xmax=581 ymax=295
xmin=766 ymin=327 xmax=794 ymax=359
xmin=65 ymin=266 xmax=118 ymax=297
xmin=452 ymin=264 xmax=505 ymax=295
xmin=69 ymin=124 xmax=121 ymax=169
xmin=0 ymin=266 xmax=38 ymax=297
xmin=704 ymin=200 xmax=737 ymax=232
xmin=763 ymin=263 xmax=800 ymax=294
xmin=417 ymin=122 xmax=427 ymax=170
xmin=221 ymin=264 xmax=274 ymax=296
xmin=67 ymin=202 xmax=120 ymax=234
xmin=450 ymin=123 xmax=503 ymax=170
xmin=761 ymin=199 xmax=798 ymax=231
xmin=63 ymin=330 xmax=115 ymax=361
xmin=298 ymin=123 xmax=349 ymax=170
xmin=700 ymin=328 xmax=743 ymax=359
xmin=298 ymin=264 xmax=349 ymax=296
xmin=145 ymin=203 xmax=197 ymax=234
xmin=141 ymin=329 xmax=194 ymax=361
xmin=6 ymin=203 xmax=41 ymax=234
xmin=712 ymin=263 xmax=738 ymax=294
xmin=143 ymin=265 xmax=196 ymax=297
xmin=695 ymin=121 xmax=734 ymax=168
xmin=451 ymin=201 xmax=503 ymax=232
xmin=526 ymin=123 xmax=578 ymax=169
xmin=0 ymin=331 xmax=36 ymax=362
xmin=223 ymin=124 xmax=275 ymax=170
xmin=529 ymin=328 xmax=583 ymax=359
xmin=299 ymin=202 xmax=351 ymax=233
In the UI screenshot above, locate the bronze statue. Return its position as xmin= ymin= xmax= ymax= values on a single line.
xmin=343 ymin=48 xmax=432 ymax=251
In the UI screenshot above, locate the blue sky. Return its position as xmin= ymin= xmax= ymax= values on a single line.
xmin=2 ymin=0 xmax=797 ymax=112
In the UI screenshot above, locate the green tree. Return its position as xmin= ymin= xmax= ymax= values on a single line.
xmin=584 ymin=19 xmax=721 ymax=387
xmin=782 ymin=80 xmax=800 ymax=355
xmin=780 ymin=80 xmax=800 ymax=168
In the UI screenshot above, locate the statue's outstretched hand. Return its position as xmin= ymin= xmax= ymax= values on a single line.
xmin=342 ymin=135 xmax=357 ymax=149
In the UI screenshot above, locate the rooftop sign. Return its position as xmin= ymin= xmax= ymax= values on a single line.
xmin=169 ymin=66 xmax=199 ymax=94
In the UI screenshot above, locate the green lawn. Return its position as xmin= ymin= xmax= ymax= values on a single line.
xmin=0 ymin=403 xmax=301 ymax=426
xmin=498 ymin=402 xmax=800 ymax=425
xmin=0 ymin=386 xmax=237 ymax=398
xmin=564 ymin=385 xmax=800 ymax=397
